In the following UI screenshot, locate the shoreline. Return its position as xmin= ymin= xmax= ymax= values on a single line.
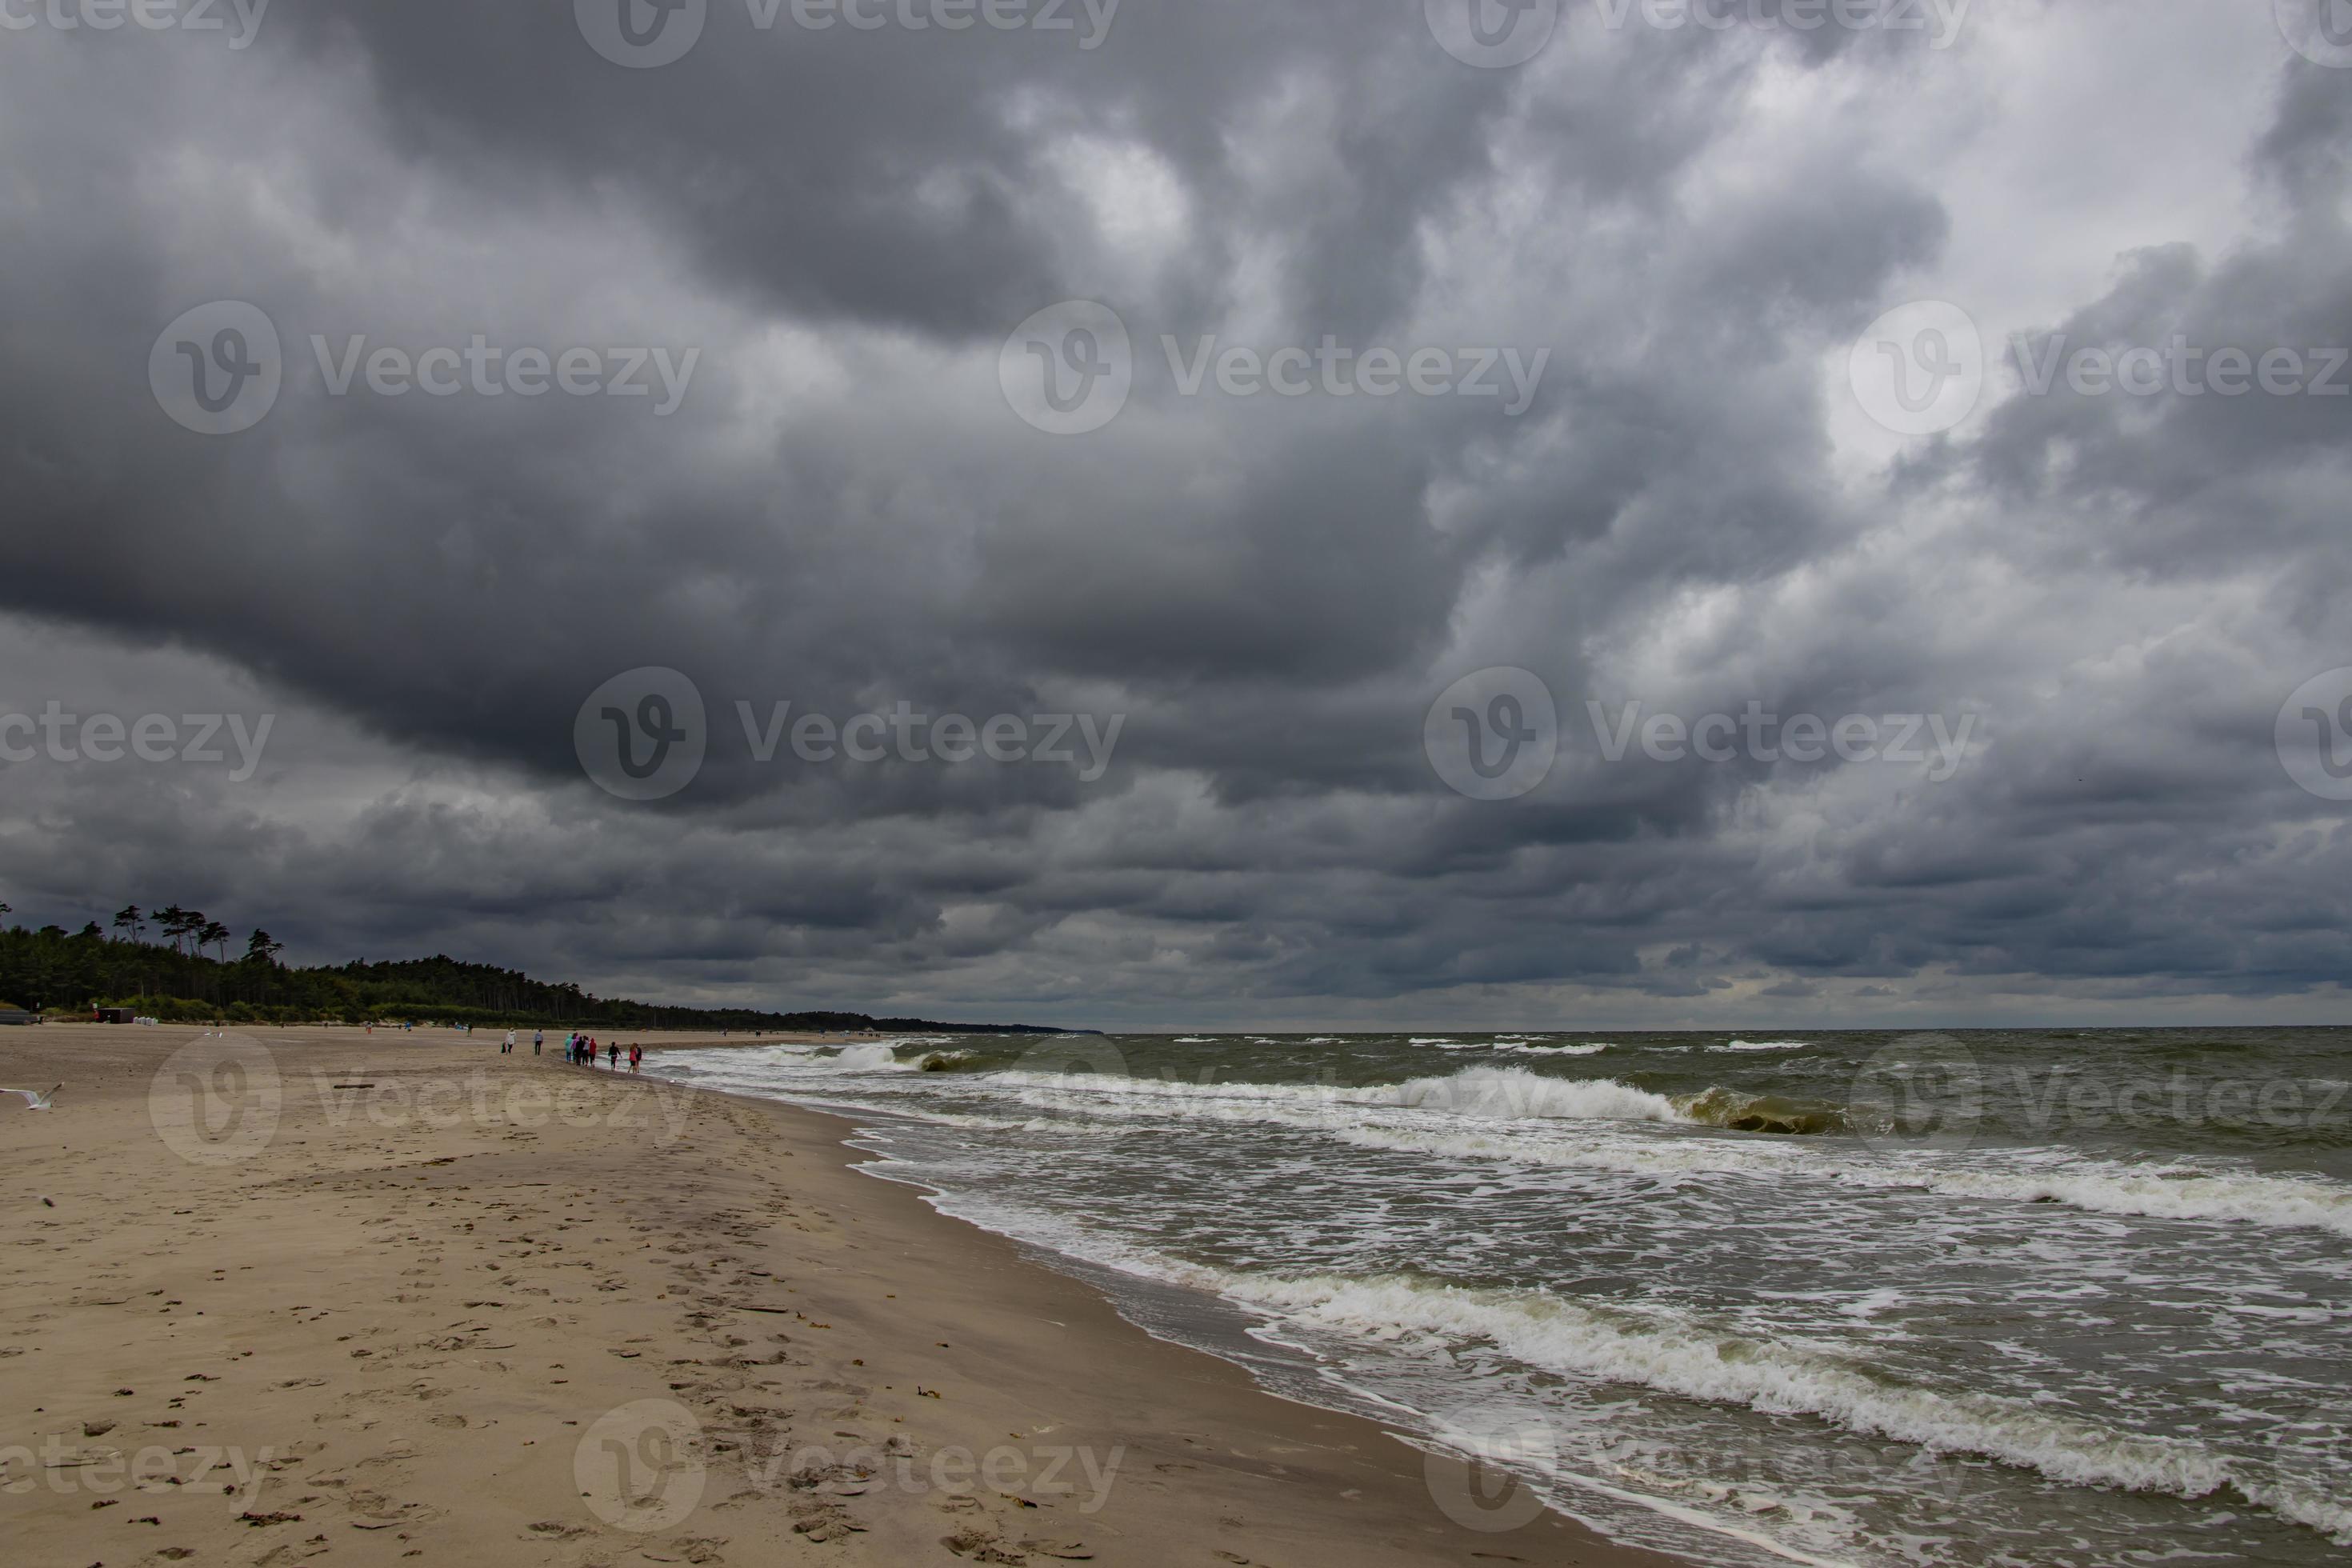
xmin=1 ymin=1025 xmax=1674 ymax=1567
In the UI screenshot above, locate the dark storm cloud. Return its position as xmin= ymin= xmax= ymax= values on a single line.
xmin=0 ymin=4 xmax=2349 ymax=1026
xmin=1957 ymin=234 xmax=2352 ymax=567
xmin=262 ymin=0 xmax=1512 ymax=340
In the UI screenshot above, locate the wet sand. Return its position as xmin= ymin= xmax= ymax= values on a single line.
xmin=0 ymin=1024 xmax=1668 ymax=1566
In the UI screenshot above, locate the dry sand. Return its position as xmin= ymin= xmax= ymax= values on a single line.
xmin=0 ymin=1025 xmax=1670 ymax=1567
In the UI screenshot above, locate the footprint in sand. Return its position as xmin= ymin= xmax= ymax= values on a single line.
xmin=939 ymin=1526 xmax=1022 ymax=1562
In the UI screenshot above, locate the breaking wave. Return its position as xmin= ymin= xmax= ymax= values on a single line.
xmin=989 ymin=1065 xmax=2352 ymax=1239
xmin=1198 ymin=1272 xmax=2352 ymax=1546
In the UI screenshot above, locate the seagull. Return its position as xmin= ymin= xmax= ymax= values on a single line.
xmin=2 ymin=1086 xmax=60 ymax=1111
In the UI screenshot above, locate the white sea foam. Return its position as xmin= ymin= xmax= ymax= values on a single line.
xmin=739 ymin=1050 xmax=2352 ymax=1243
xmin=744 ymin=1044 xmax=825 ymax=1063
xmin=876 ymin=1190 xmax=2352 ymax=1551
xmin=1330 ymin=1121 xmax=2352 ymax=1241
xmin=985 ymin=1058 xmax=2352 ymax=1240
xmin=1411 ymin=1036 xmax=1613 ymax=1056
xmin=739 ymin=1039 xmax=970 ymax=1074
xmin=894 ymin=1107 xmax=1139 ymax=1137
xmin=1720 ymin=1040 xmax=1813 ymax=1052
xmin=834 ymin=1042 xmax=912 ymax=1070
xmin=998 ymin=1064 xmax=1692 ymax=1128
xmin=1196 ymin=1273 xmax=2351 ymax=1545
xmin=661 ymin=1043 xmax=2352 ymax=1558
xmin=1386 ymin=1068 xmax=1686 ymax=1122
xmin=1917 ymin=1162 xmax=2352 ymax=1241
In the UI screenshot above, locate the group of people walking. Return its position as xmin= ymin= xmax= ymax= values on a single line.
xmin=495 ymin=1026 xmax=641 ymax=1072
xmin=566 ymin=1031 xmax=642 ymax=1073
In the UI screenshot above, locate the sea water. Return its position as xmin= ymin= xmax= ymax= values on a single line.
xmin=649 ymin=1028 xmax=2352 ymax=1566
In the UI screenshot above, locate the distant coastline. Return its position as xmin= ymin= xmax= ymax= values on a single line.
xmin=0 ymin=919 xmax=1093 ymax=1035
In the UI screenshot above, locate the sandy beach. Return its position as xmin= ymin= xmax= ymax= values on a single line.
xmin=0 ymin=1025 xmax=1666 ymax=1568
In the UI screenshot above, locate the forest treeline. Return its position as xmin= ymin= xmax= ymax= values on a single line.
xmin=0 ymin=905 xmax=1075 ymax=1033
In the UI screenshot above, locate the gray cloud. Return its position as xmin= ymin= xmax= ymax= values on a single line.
xmin=0 ymin=3 xmax=2348 ymax=1028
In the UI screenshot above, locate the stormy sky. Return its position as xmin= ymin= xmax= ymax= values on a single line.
xmin=2 ymin=0 xmax=2350 ymax=1030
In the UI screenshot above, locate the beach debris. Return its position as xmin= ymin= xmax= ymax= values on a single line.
xmin=1018 ymin=1542 xmax=1095 ymax=1561
xmin=82 ymin=1420 xmax=114 ymax=1437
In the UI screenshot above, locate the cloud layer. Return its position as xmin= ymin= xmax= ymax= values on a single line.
xmin=2 ymin=1 xmax=2349 ymax=1027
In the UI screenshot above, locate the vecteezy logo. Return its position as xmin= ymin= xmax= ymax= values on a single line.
xmin=2278 ymin=0 xmax=2352 ymax=68
xmin=150 ymin=302 xmax=282 ymax=436
xmin=1849 ymin=301 xmax=1985 ymax=437
xmin=999 ymin=301 xmax=1134 ymax=435
xmin=575 ymin=0 xmax=708 ymax=68
xmin=148 ymin=1033 xmax=282 ymax=1166
xmin=575 ymin=1399 xmax=706 ymax=1532
xmin=1013 ymin=1037 xmax=1130 ymax=1082
xmin=1423 ymin=1417 xmax=1556 ymax=1533
xmin=1425 ymin=0 xmax=1560 ymax=68
xmin=2278 ymin=669 xmax=2352 ymax=801
xmin=1425 ymin=668 xmax=1559 ymax=802
xmin=1848 ymin=1032 xmax=1981 ymax=1153
xmin=575 ymin=667 xmax=707 ymax=801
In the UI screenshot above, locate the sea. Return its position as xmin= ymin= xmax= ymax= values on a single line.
xmin=646 ymin=1028 xmax=2352 ymax=1567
